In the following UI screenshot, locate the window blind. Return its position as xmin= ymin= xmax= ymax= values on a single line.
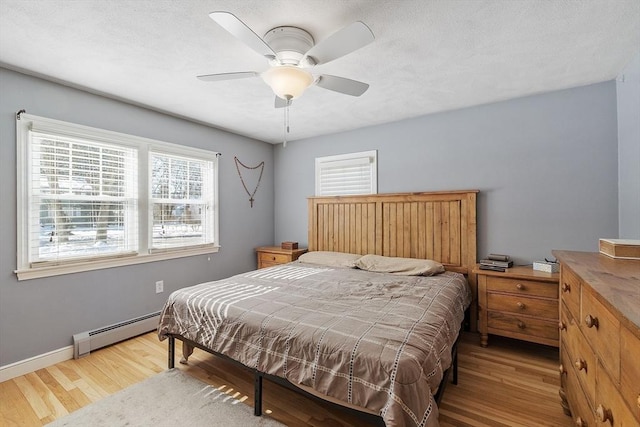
xmin=149 ymin=151 xmax=215 ymax=251
xmin=315 ymin=151 xmax=377 ymax=196
xmin=29 ymin=132 xmax=138 ymax=265
xmin=16 ymin=113 xmax=221 ymax=279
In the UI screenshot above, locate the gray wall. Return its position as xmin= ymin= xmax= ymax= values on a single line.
xmin=0 ymin=68 xmax=275 ymax=365
xmin=617 ymin=51 xmax=640 ymax=238
xmin=274 ymin=81 xmax=619 ymax=264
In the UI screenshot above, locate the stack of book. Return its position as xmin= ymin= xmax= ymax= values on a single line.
xmin=479 ymin=254 xmax=513 ymax=272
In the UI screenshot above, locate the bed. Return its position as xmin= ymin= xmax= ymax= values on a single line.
xmin=158 ymin=190 xmax=478 ymax=427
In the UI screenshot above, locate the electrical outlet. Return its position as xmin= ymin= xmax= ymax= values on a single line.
xmin=155 ymin=280 xmax=164 ymax=293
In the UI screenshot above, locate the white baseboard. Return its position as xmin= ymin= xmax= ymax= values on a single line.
xmin=0 ymin=346 xmax=74 ymax=383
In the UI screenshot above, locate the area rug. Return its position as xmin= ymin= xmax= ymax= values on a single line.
xmin=46 ymin=368 xmax=285 ymax=426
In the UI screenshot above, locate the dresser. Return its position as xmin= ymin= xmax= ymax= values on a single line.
xmin=255 ymin=246 xmax=307 ymax=269
xmin=554 ymin=250 xmax=640 ymax=427
xmin=475 ymin=265 xmax=560 ymax=347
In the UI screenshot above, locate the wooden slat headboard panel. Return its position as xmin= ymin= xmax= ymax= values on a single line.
xmin=308 ymin=191 xmax=478 ymax=272
xmin=308 ymin=190 xmax=479 ymax=330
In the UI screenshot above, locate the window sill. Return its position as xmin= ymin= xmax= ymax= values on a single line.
xmin=15 ymin=245 xmax=220 ymax=281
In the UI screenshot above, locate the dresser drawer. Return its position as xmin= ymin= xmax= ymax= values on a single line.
xmin=562 ymin=344 xmax=596 ymax=427
xmin=570 ymin=325 xmax=597 ymax=408
xmin=554 ymin=251 xmax=640 ymax=427
xmin=620 ymin=325 xmax=640 ymax=422
xmin=487 ymin=311 xmax=559 ymax=341
xmin=560 ymin=303 xmax=581 ymax=358
xmin=581 ymin=287 xmax=620 ymax=382
xmin=485 ymin=275 xmax=558 ymax=299
xmin=487 ymin=293 xmax=558 ymax=320
xmin=596 ymin=360 xmax=636 ymax=426
xmin=560 ymin=264 xmax=581 ymax=321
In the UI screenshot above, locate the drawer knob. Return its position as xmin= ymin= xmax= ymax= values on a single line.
xmin=559 ymin=321 xmax=567 ymax=331
xmin=575 ymin=416 xmax=587 ymax=427
xmin=559 ymin=364 xmax=567 ymax=375
xmin=562 ymin=282 xmax=571 ymax=292
xmin=596 ymin=404 xmax=612 ymax=423
xmin=516 ymin=283 xmax=525 ymax=290
xmin=584 ymin=314 xmax=599 ymax=329
xmin=574 ymin=358 xmax=587 ymax=372
xmin=517 ymin=321 xmax=526 ymax=329
xmin=516 ymin=301 xmax=526 ymax=310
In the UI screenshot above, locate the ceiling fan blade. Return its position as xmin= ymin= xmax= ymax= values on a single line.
xmin=197 ymin=71 xmax=259 ymax=81
xmin=316 ymin=75 xmax=369 ymax=96
xmin=303 ymin=22 xmax=374 ymax=65
xmin=209 ymin=12 xmax=277 ymax=60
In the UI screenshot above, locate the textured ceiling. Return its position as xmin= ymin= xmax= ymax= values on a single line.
xmin=1 ymin=0 xmax=639 ymax=144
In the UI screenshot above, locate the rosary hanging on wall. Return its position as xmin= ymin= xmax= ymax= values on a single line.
xmin=234 ymin=156 xmax=265 ymax=208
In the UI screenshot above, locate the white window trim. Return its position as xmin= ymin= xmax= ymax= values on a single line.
xmin=315 ymin=150 xmax=378 ymax=196
xmin=15 ymin=113 xmax=219 ymax=281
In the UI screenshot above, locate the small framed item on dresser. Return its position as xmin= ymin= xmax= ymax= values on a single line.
xmin=599 ymin=238 xmax=640 ymax=260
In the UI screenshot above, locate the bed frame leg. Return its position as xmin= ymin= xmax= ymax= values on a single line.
xmin=254 ymin=372 xmax=263 ymax=416
xmin=452 ymin=344 xmax=458 ymax=385
xmin=168 ymin=336 xmax=175 ymax=369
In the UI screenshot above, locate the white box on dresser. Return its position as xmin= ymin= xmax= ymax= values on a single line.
xmin=554 ymin=250 xmax=640 ymax=427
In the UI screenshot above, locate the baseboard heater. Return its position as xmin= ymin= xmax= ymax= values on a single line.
xmin=73 ymin=311 xmax=161 ymax=359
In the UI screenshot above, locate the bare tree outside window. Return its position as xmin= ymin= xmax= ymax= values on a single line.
xmin=150 ymin=152 xmax=210 ymax=250
xmin=32 ymin=136 xmax=136 ymax=263
xmin=17 ymin=113 xmax=219 ymax=278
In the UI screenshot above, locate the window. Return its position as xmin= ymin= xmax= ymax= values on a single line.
xmin=315 ymin=150 xmax=377 ymax=196
xmin=16 ymin=114 xmax=219 ymax=280
xmin=28 ymin=132 xmax=138 ymax=264
xmin=149 ymin=151 xmax=215 ymax=251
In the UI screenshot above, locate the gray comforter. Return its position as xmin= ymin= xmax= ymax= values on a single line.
xmin=158 ymin=262 xmax=471 ymax=427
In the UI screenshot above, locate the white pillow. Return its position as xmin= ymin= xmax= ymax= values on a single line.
xmin=297 ymin=251 xmax=362 ymax=268
xmin=355 ymin=254 xmax=444 ymax=276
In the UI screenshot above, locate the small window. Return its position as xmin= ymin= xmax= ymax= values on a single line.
xmin=149 ymin=151 xmax=215 ymax=251
xmin=315 ymin=150 xmax=377 ymax=196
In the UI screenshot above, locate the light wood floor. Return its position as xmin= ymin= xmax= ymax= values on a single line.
xmin=0 ymin=331 xmax=571 ymax=426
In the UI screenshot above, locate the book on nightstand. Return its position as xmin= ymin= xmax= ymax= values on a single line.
xmin=478 ymin=264 xmax=507 ymax=272
xmin=479 ymin=253 xmax=513 ymax=270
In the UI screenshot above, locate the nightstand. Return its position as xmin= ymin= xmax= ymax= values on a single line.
xmin=474 ymin=264 xmax=559 ymax=348
xmin=255 ymin=246 xmax=307 ymax=269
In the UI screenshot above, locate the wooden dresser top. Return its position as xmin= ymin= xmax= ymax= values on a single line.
xmin=553 ymin=250 xmax=640 ymax=334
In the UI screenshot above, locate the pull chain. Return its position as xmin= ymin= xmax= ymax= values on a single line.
xmin=283 ymin=98 xmax=291 ymax=148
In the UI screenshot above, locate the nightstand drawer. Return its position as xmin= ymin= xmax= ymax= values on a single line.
xmin=487 ymin=294 xmax=558 ymax=319
xmin=486 ymin=276 xmax=557 ymax=299
xmin=487 ymin=311 xmax=559 ymax=341
xmin=255 ymin=246 xmax=307 ymax=269
xmin=258 ymin=252 xmax=291 ymax=265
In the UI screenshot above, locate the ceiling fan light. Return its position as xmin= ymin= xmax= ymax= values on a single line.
xmin=262 ymin=66 xmax=314 ymax=100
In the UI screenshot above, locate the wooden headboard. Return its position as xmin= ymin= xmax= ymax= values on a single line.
xmin=308 ymin=190 xmax=479 ymax=330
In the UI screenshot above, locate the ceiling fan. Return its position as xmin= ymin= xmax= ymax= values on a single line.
xmin=197 ymin=12 xmax=375 ymax=107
